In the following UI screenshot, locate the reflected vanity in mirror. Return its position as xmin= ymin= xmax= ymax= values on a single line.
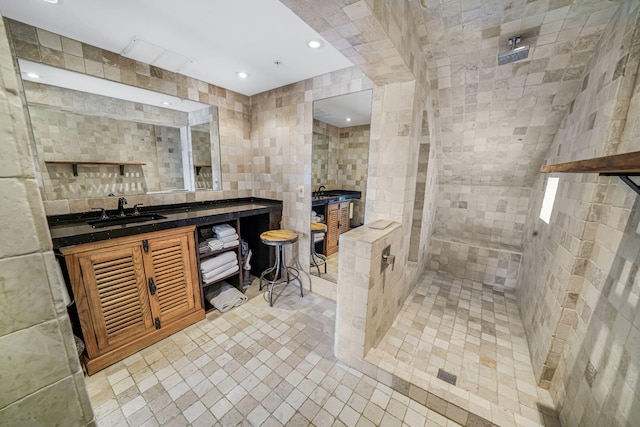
xmin=18 ymin=59 xmax=222 ymax=200
xmin=311 ymin=89 xmax=372 ymax=283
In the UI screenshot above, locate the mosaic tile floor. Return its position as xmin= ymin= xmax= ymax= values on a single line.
xmin=367 ymin=271 xmax=559 ymax=427
xmin=85 ymin=281 xmax=462 ymax=426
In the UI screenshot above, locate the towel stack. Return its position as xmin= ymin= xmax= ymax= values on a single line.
xmin=198 ymin=238 xmax=224 ymax=254
xmin=214 ymin=224 xmax=239 ymax=249
xmin=311 ymin=213 xmax=325 ymax=243
xmin=201 ymin=251 xmax=239 ymax=284
xmin=204 ymin=281 xmax=247 ymax=312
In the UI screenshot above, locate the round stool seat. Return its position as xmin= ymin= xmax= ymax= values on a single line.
xmin=259 ymin=229 xmax=302 ymax=307
xmin=311 ymin=222 xmax=327 ymax=233
xmin=260 ymin=229 xmax=298 ymax=245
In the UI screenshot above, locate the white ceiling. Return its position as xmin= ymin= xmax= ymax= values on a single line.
xmin=0 ymin=0 xmax=353 ymax=96
xmin=314 ymin=90 xmax=373 ymax=128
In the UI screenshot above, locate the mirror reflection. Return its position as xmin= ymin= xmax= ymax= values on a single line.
xmin=311 ymin=89 xmax=372 ymax=283
xmin=18 ymin=59 xmax=221 ymax=199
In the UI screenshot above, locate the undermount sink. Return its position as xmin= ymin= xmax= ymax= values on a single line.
xmin=87 ymin=213 xmax=167 ymax=228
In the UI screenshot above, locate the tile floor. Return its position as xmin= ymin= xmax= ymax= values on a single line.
xmin=367 ymin=271 xmax=559 ymax=427
xmin=86 ymin=281 xmax=463 ymax=426
xmin=310 ymin=252 xmax=338 ymax=283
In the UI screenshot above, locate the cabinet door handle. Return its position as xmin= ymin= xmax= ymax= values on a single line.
xmin=142 ymin=240 xmax=149 ymax=253
xmin=154 ymin=318 xmax=161 ymax=330
xmin=148 ymin=278 xmax=156 ymax=295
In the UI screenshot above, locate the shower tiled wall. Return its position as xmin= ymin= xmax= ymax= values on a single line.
xmin=433 ymin=184 xmax=530 ymax=248
xmin=427 ymin=184 xmax=529 ymax=287
xmin=0 ymin=15 xmax=93 ymax=425
xmin=519 ymin=1 xmax=640 ymax=425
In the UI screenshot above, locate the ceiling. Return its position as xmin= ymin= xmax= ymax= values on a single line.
xmin=0 ymin=0 xmax=353 ymax=96
xmin=411 ymin=0 xmax=623 ymax=186
xmin=313 ymin=90 xmax=373 ymax=128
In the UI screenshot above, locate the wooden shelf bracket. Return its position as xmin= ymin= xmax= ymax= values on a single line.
xmin=541 ymin=150 xmax=640 ymax=196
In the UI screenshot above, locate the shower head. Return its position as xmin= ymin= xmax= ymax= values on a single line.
xmin=498 ymin=35 xmax=530 ymax=65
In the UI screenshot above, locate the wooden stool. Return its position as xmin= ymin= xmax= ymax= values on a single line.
xmin=259 ymin=229 xmax=302 ymax=306
xmin=310 ymin=222 xmax=327 ymax=275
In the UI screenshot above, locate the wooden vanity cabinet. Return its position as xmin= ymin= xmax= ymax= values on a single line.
xmin=61 ymin=226 xmax=204 ymax=375
xmin=325 ymin=201 xmax=350 ymax=256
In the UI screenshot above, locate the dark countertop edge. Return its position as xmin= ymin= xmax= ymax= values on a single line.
xmin=311 ymin=191 xmax=361 ymax=207
xmin=49 ymin=198 xmax=282 ymax=249
xmin=48 ymin=197 xmax=281 ymax=226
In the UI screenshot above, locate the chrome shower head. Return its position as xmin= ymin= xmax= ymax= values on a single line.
xmin=498 ymin=35 xmax=530 ymax=65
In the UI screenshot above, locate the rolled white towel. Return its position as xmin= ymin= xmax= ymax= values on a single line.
xmin=202 ymin=259 xmax=238 ymax=281
xmin=201 ymin=251 xmax=237 ymax=272
xmin=223 ymin=240 xmax=239 ymax=249
xmin=220 ymin=233 xmax=239 ymax=243
xmin=203 ymin=264 xmax=240 ymax=285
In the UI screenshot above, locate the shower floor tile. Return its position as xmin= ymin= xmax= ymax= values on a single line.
xmin=368 ymin=271 xmax=559 ymax=427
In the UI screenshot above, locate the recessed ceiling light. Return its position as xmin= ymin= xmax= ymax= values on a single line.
xmin=346 ymin=117 xmax=352 ymax=122
xmin=236 ymin=71 xmax=249 ymax=79
xmin=26 ymin=72 xmax=41 ymax=79
xmin=161 ymin=101 xmax=171 ymax=105
xmin=307 ymin=39 xmax=323 ymax=49
xmin=42 ymin=0 xmax=59 ymax=4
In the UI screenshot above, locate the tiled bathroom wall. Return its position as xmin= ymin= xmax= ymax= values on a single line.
xmin=519 ymin=1 xmax=640 ymax=425
xmin=312 ymin=120 xmax=369 ymax=226
xmin=426 ymin=184 xmax=530 ymax=287
xmin=0 ymin=15 xmax=93 ymax=425
xmin=6 ymin=19 xmax=252 ymax=213
xmin=335 ymin=222 xmax=404 ymax=369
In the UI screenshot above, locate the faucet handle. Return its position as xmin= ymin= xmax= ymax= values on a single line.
xmin=133 ymin=204 xmax=143 ymax=215
xmin=91 ymin=207 xmax=108 ymax=219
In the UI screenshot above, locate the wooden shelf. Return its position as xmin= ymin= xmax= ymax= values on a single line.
xmin=540 ymin=151 xmax=640 ymax=174
xmin=541 ymin=150 xmax=640 ymax=195
xmin=45 ymin=160 xmax=146 ymax=176
xmin=201 ymin=270 xmax=241 ymax=289
xmin=198 ymin=244 xmax=239 ymax=260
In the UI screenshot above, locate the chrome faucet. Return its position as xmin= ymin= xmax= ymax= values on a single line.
xmin=117 ymin=197 xmax=128 ymax=217
xmin=318 ymin=185 xmax=326 ymax=195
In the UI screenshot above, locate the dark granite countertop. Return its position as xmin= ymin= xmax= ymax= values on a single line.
xmin=48 ymin=197 xmax=282 ymax=249
xmin=311 ymin=190 xmax=361 ymax=207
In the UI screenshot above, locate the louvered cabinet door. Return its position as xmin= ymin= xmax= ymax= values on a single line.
xmin=143 ymin=233 xmax=198 ymax=325
xmin=78 ymin=244 xmax=153 ymax=352
xmin=338 ymin=202 xmax=350 ymax=234
xmin=326 ymin=202 xmax=340 ymax=256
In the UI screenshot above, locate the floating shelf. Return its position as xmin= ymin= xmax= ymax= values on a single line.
xmin=541 ymin=150 xmax=640 ymax=195
xmin=194 ymin=164 xmax=211 ymax=175
xmin=44 ymin=160 xmax=146 ymax=176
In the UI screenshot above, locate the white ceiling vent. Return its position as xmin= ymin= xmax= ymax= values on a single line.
xmin=121 ymin=37 xmax=191 ymax=72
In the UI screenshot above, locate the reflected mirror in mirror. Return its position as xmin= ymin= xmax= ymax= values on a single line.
xmin=18 ymin=59 xmax=222 ymax=200
xmin=311 ymin=89 xmax=372 ymax=283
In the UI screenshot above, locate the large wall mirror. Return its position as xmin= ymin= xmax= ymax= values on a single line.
xmin=311 ymin=89 xmax=372 ymax=283
xmin=18 ymin=59 xmax=222 ymax=200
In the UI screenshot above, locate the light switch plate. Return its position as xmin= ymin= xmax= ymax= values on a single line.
xmin=297 ymin=185 xmax=304 ymax=199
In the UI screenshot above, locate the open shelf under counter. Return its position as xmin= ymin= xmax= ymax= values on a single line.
xmin=198 ymin=244 xmax=240 ymax=260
